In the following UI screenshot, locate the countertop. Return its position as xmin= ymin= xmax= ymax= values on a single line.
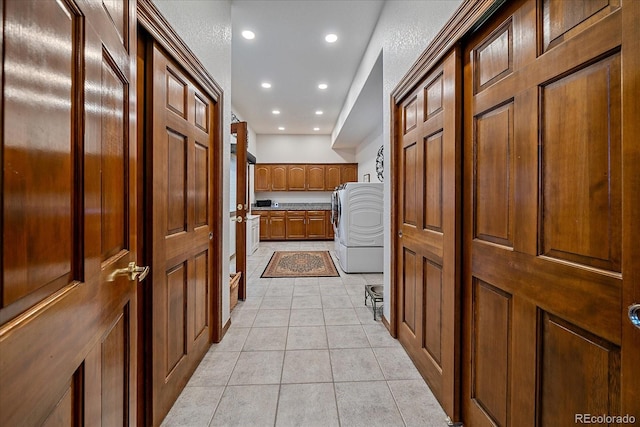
xmin=251 ymin=203 xmax=331 ymax=211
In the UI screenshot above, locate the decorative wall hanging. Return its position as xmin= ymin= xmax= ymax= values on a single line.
xmin=375 ymin=145 xmax=384 ymax=182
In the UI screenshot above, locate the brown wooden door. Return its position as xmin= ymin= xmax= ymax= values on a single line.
xmin=462 ymin=0 xmax=640 ymax=425
xmin=149 ymin=44 xmax=214 ymax=425
xmin=232 ymin=121 xmax=248 ymax=300
xmin=286 ymin=211 xmax=307 ymax=239
xmin=307 ymin=211 xmax=327 ymax=239
xmin=270 ymin=211 xmax=287 ymax=240
xmin=1 ymin=0 xmax=138 ymax=425
xmin=254 ymin=165 xmax=271 ymax=191
xmin=287 ymin=165 xmax=306 ymax=190
xmin=341 ymin=164 xmax=358 ymax=183
xmin=306 ymin=165 xmax=325 ymax=190
xmin=395 ymin=49 xmax=461 ymax=419
xmin=325 ymin=164 xmax=341 ymax=190
xmin=271 ymin=165 xmax=288 ymax=190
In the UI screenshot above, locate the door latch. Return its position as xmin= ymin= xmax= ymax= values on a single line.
xmin=108 ymin=262 xmax=150 ymax=282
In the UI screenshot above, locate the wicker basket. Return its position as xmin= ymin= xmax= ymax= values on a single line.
xmin=230 ymin=272 xmax=241 ymax=311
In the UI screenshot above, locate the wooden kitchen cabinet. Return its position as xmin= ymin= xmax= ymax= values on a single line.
xmin=287 ymin=165 xmax=306 ymax=190
xmin=341 ymin=164 xmax=358 ymax=183
xmin=285 ymin=211 xmax=306 ymax=239
xmin=306 ymin=211 xmax=327 ymax=239
xmin=326 ymin=210 xmax=334 ymax=239
xmin=257 ymin=210 xmax=286 ymax=240
xmin=306 ymin=165 xmax=325 ymax=190
xmin=271 ymin=165 xmax=287 ymax=191
xmin=254 ymin=165 xmax=271 ymax=191
xmin=254 ymin=163 xmax=358 ymax=192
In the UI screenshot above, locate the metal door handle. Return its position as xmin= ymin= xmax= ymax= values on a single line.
xmin=109 ymin=262 xmax=150 ymax=282
xmin=231 ymin=215 xmax=244 ymax=223
xmin=629 ymin=304 xmax=640 ymax=329
xmin=398 ymin=230 xmax=403 ymax=238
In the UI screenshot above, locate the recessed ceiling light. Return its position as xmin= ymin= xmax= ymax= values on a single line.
xmin=313 ymin=127 xmax=320 ymax=131
xmin=278 ymin=127 xmax=285 ymax=131
xmin=315 ymin=110 xmax=323 ymax=115
xmin=242 ymin=30 xmax=255 ymax=40
xmin=261 ymin=82 xmax=271 ymax=88
xmin=272 ymin=110 xmax=280 ymax=115
xmin=325 ymin=34 xmax=338 ymax=43
xmin=318 ymin=83 xmax=328 ymax=90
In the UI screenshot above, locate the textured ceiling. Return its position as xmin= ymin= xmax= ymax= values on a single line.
xmin=231 ymin=0 xmax=384 ymax=136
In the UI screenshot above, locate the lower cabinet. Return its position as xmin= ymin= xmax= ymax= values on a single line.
xmin=255 ymin=210 xmax=332 ymax=240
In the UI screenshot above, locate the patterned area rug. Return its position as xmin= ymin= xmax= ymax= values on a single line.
xmin=261 ymin=251 xmax=339 ymax=278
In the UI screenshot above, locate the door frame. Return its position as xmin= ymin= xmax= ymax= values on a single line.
xmin=231 ymin=121 xmax=248 ymax=301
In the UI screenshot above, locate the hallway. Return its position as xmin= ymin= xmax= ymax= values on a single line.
xmin=161 ymin=241 xmax=446 ymax=426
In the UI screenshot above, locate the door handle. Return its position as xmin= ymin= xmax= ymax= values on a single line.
xmin=398 ymin=230 xmax=403 ymax=238
xmin=108 ymin=262 xmax=150 ymax=282
xmin=231 ymin=215 xmax=244 ymax=223
xmin=629 ymin=304 xmax=640 ymax=329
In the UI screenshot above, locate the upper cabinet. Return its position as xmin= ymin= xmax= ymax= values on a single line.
xmin=254 ymin=163 xmax=358 ymax=192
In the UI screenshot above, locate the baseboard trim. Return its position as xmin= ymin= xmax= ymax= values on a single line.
xmin=382 ymin=315 xmax=390 ymax=331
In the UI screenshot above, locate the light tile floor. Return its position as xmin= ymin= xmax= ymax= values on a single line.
xmin=162 ymin=241 xmax=448 ymax=427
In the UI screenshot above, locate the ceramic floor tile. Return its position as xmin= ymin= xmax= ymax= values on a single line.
xmin=387 ymin=380 xmax=448 ymax=427
xmin=253 ymin=309 xmax=290 ymax=327
xmin=281 ymin=350 xmax=333 ymax=383
xmin=211 ymin=327 xmax=250 ymax=352
xmin=289 ymin=308 xmax=325 ymax=326
xmin=227 ymin=351 xmax=284 ymax=385
xmin=160 ymin=386 xmax=224 ymax=427
xmin=363 ymin=324 xmax=401 ymax=348
xmin=317 ymin=277 xmax=345 ymax=286
xmin=334 ymin=381 xmax=404 ymax=427
xmin=265 ymin=283 xmax=294 ymax=297
xmin=373 ymin=347 xmax=423 ymax=380
xmin=210 ymin=384 xmax=279 ymax=427
xmin=345 ymin=283 xmax=366 ymax=297
xmin=321 ymin=295 xmax=353 ymax=309
xmin=329 ymin=348 xmax=384 ymax=382
xmin=259 ymin=296 xmax=292 ymax=309
xmin=326 ymin=325 xmax=370 ymax=348
xmin=187 ymin=351 xmax=240 ymax=386
xmin=319 ymin=284 xmax=348 ymax=296
xmin=275 ymin=383 xmax=339 ymax=427
xmin=294 ymin=277 xmax=319 ymax=286
xmin=243 ymin=327 xmax=288 ymax=351
xmin=234 ymin=297 xmax=263 ymax=310
xmin=293 ymin=285 xmax=321 ymax=296
xmin=354 ymin=306 xmax=381 ymax=325
xmin=291 ymin=295 xmax=322 ymax=309
xmin=322 ymin=308 xmax=361 ymax=326
xmin=286 ymin=326 xmax=328 ymax=350
xmin=230 ymin=308 xmax=258 ymax=327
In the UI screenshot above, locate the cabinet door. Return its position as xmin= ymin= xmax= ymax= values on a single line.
xmin=285 ymin=211 xmax=306 ymax=239
xmin=257 ymin=212 xmax=269 ymax=240
xmin=307 ymin=211 xmax=327 ymax=239
xmin=326 ymin=211 xmax=334 ymax=239
xmin=270 ymin=211 xmax=287 ymax=240
xmin=341 ymin=164 xmax=358 ymax=183
xmin=287 ymin=165 xmax=306 ymax=190
xmin=325 ymin=164 xmax=341 ymax=190
xmin=306 ymin=165 xmax=325 ymax=190
xmin=271 ymin=165 xmax=287 ymax=191
xmin=254 ymin=165 xmax=271 ymax=191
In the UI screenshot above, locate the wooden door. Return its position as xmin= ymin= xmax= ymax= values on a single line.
xmin=1 ymin=0 xmax=138 ymax=425
xmin=462 ymin=0 xmax=640 ymax=425
xmin=326 ymin=164 xmax=341 ymax=190
xmin=306 ymin=165 xmax=325 ymax=190
xmin=287 ymin=165 xmax=306 ymax=190
xmin=286 ymin=211 xmax=307 ymax=239
xmin=341 ymin=164 xmax=358 ymax=183
xmin=307 ymin=211 xmax=327 ymax=239
xmin=270 ymin=211 xmax=287 ymax=240
xmin=395 ymin=49 xmax=461 ymax=419
xmin=232 ymin=121 xmax=248 ymax=300
xmin=149 ymin=44 xmax=214 ymax=425
xmin=254 ymin=165 xmax=271 ymax=191
xmin=271 ymin=165 xmax=288 ymax=190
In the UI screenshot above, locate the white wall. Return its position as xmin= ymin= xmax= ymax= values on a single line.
xmin=337 ymin=0 xmax=463 ymax=321
xmin=355 ymin=129 xmax=383 ymax=182
xmin=153 ymin=0 xmax=234 ymax=325
xmin=231 ymin=108 xmax=258 ymax=206
xmin=256 ymin=134 xmax=355 ymax=163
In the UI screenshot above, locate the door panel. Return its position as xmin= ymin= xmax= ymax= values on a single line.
xmin=395 ymin=49 xmax=461 ymax=419
xmin=1 ymin=0 xmax=137 ymax=425
xmin=232 ymin=121 xmax=248 ymax=301
xmin=150 ymin=44 xmax=214 ymax=425
xmin=462 ymin=0 xmax=637 ymax=425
